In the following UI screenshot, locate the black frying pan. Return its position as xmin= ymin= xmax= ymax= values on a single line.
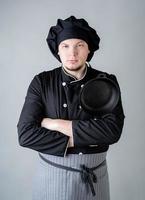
xmin=80 ymin=74 xmax=120 ymax=114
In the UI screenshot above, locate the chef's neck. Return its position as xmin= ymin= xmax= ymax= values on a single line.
xmin=62 ymin=64 xmax=87 ymax=80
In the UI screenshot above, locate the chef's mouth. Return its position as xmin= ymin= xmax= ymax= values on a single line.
xmin=67 ymin=60 xmax=78 ymax=63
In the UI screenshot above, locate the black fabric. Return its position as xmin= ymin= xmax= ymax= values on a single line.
xmin=17 ymin=66 xmax=125 ymax=156
xmin=67 ymin=145 xmax=109 ymax=154
xmin=46 ymin=16 xmax=100 ymax=62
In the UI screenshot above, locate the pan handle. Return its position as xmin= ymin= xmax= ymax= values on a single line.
xmin=97 ymin=73 xmax=107 ymax=78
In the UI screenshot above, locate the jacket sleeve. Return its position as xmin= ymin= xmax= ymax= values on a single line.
xmin=17 ymin=75 xmax=69 ymax=157
xmin=72 ymin=75 xmax=125 ymax=147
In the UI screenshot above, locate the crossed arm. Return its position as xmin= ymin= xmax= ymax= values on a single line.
xmin=41 ymin=118 xmax=74 ymax=147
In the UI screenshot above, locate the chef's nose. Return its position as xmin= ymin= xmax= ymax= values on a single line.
xmin=69 ymin=46 xmax=78 ymax=56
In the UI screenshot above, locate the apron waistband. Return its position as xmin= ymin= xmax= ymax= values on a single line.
xmin=39 ymin=153 xmax=106 ymax=196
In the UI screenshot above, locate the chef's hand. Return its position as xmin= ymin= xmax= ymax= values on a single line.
xmin=41 ymin=118 xmax=74 ymax=147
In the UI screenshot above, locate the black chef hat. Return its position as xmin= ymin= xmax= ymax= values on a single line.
xmin=46 ymin=16 xmax=100 ymax=62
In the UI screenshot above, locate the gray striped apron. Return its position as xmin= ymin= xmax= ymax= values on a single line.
xmin=32 ymin=152 xmax=110 ymax=200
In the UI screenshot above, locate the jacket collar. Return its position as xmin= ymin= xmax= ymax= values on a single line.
xmin=61 ymin=62 xmax=89 ymax=84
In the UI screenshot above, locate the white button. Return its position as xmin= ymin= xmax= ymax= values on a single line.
xmin=81 ymin=84 xmax=84 ymax=88
xmin=79 ymin=105 xmax=82 ymax=109
xmin=62 ymin=82 xmax=66 ymax=86
xmin=63 ymin=103 xmax=67 ymax=108
xmin=94 ymin=118 xmax=97 ymax=121
xmin=79 ymin=152 xmax=83 ymax=155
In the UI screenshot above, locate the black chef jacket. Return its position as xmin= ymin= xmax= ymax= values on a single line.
xmin=17 ymin=65 xmax=125 ymax=157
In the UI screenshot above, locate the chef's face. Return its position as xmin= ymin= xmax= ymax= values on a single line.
xmin=58 ymin=39 xmax=90 ymax=72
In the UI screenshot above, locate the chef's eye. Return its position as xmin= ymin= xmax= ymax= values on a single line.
xmin=62 ymin=45 xmax=69 ymax=48
xmin=77 ymin=43 xmax=84 ymax=47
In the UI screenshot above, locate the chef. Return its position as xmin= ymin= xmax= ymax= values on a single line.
xmin=17 ymin=16 xmax=125 ymax=200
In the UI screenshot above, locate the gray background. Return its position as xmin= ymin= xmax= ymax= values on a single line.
xmin=0 ymin=0 xmax=145 ymax=199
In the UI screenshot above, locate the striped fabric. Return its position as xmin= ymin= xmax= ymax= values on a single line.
xmin=32 ymin=152 xmax=110 ymax=200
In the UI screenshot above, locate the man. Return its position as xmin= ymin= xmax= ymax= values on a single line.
xmin=17 ymin=16 xmax=125 ymax=200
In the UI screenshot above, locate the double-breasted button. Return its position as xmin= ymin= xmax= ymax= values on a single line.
xmin=63 ymin=103 xmax=67 ymax=108
xmin=79 ymin=105 xmax=82 ymax=109
xmin=62 ymin=82 xmax=66 ymax=86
